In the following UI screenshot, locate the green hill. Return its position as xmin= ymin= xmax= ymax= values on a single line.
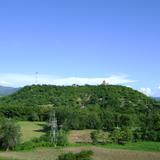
xmin=0 ymin=84 xmax=153 ymax=107
xmin=0 ymin=84 xmax=159 ymax=141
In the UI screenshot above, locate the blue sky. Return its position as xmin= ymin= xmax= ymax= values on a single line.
xmin=0 ymin=0 xmax=160 ymax=96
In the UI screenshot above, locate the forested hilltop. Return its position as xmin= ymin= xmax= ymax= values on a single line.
xmin=0 ymin=84 xmax=160 ymax=141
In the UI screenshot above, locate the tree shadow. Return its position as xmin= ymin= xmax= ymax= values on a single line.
xmin=33 ymin=123 xmax=48 ymax=133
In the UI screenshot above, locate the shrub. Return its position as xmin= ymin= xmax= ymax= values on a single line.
xmin=76 ymin=150 xmax=93 ymax=160
xmin=16 ymin=130 xmax=68 ymax=151
xmin=132 ymin=128 xmax=142 ymax=142
xmin=16 ymin=141 xmax=36 ymax=150
xmin=111 ymin=127 xmax=133 ymax=145
xmin=142 ymin=130 xmax=160 ymax=141
xmin=57 ymin=130 xmax=68 ymax=146
xmin=57 ymin=152 xmax=76 ymax=160
xmin=57 ymin=150 xmax=93 ymax=160
xmin=27 ymin=113 xmax=39 ymax=121
xmin=91 ymin=130 xmax=111 ymax=144
xmin=16 ymin=138 xmax=54 ymax=151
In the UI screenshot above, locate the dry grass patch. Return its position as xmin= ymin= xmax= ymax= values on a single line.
xmin=68 ymin=130 xmax=93 ymax=144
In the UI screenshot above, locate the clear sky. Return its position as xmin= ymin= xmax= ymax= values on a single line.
xmin=0 ymin=0 xmax=160 ymax=96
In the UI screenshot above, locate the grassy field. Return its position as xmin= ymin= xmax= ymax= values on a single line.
xmin=101 ymin=141 xmax=160 ymax=152
xmin=17 ymin=121 xmax=46 ymax=142
xmin=17 ymin=122 xmax=160 ymax=152
xmin=70 ymin=141 xmax=160 ymax=152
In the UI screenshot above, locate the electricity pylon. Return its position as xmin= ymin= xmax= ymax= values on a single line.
xmin=49 ymin=111 xmax=57 ymax=147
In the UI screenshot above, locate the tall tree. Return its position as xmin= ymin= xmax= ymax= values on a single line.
xmin=0 ymin=118 xmax=21 ymax=151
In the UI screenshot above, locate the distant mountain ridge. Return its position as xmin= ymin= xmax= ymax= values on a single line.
xmin=154 ymin=97 xmax=160 ymax=101
xmin=0 ymin=86 xmax=19 ymax=96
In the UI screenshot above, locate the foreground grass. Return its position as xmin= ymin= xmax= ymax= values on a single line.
xmin=0 ymin=146 xmax=160 ymax=160
xmin=17 ymin=121 xmax=46 ymax=142
xmin=0 ymin=158 xmax=18 ymax=160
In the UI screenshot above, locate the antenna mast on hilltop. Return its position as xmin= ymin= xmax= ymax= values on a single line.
xmin=35 ymin=72 xmax=39 ymax=84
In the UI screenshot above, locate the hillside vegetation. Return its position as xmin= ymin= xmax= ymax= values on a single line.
xmin=0 ymin=85 xmax=159 ymax=142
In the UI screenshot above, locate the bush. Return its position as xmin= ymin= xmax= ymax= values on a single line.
xmin=57 ymin=152 xmax=76 ymax=160
xmin=156 ymin=131 xmax=160 ymax=141
xmin=132 ymin=128 xmax=142 ymax=142
xmin=16 ymin=138 xmax=53 ymax=151
xmin=76 ymin=150 xmax=93 ymax=160
xmin=111 ymin=127 xmax=133 ymax=145
xmin=91 ymin=130 xmax=111 ymax=144
xmin=57 ymin=150 xmax=93 ymax=160
xmin=142 ymin=130 xmax=160 ymax=141
xmin=27 ymin=113 xmax=39 ymax=121
xmin=16 ymin=130 xmax=68 ymax=151
xmin=16 ymin=141 xmax=36 ymax=150
xmin=57 ymin=130 xmax=68 ymax=146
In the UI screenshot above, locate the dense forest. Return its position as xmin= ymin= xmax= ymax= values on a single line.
xmin=0 ymin=84 xmax=160 ymax=142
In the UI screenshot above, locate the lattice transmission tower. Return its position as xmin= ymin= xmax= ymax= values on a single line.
xmin=49 ymin=111 xmax=58 ymax=147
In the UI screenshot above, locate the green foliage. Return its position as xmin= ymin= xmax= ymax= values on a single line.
xmin=76 ymin=150 xmax=93 ymax=160
xmin=16 ymin=139 xmax=53 ymax=151
xmin=111 ymin=127 xmax=133 ymax=145
xmin=91 ymin=130 xmax=111 ymax=144
xmin=57 ymin=150 xmax=93 ymax=160
xmin=16 ymin=135 xmax=54 ymax=151
xmin=0 ymin=118 xmax=21 ymax=150
xmin=91 ymin=128 xmax=134 ymax=145
xmin=57 ymin=152 xmax=76 ymax=160
xmin=132 ymin=128 xmax=142 ymax=142
xmin=16 ymin=129 xmax=68 ymax=151
xmin=28 ymin=112 xmax=39 ymax=121
xmin=16 ymin=140 xmax=36 ymax=150
xmin=57 ymin=130 xmax=68 ymax=146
